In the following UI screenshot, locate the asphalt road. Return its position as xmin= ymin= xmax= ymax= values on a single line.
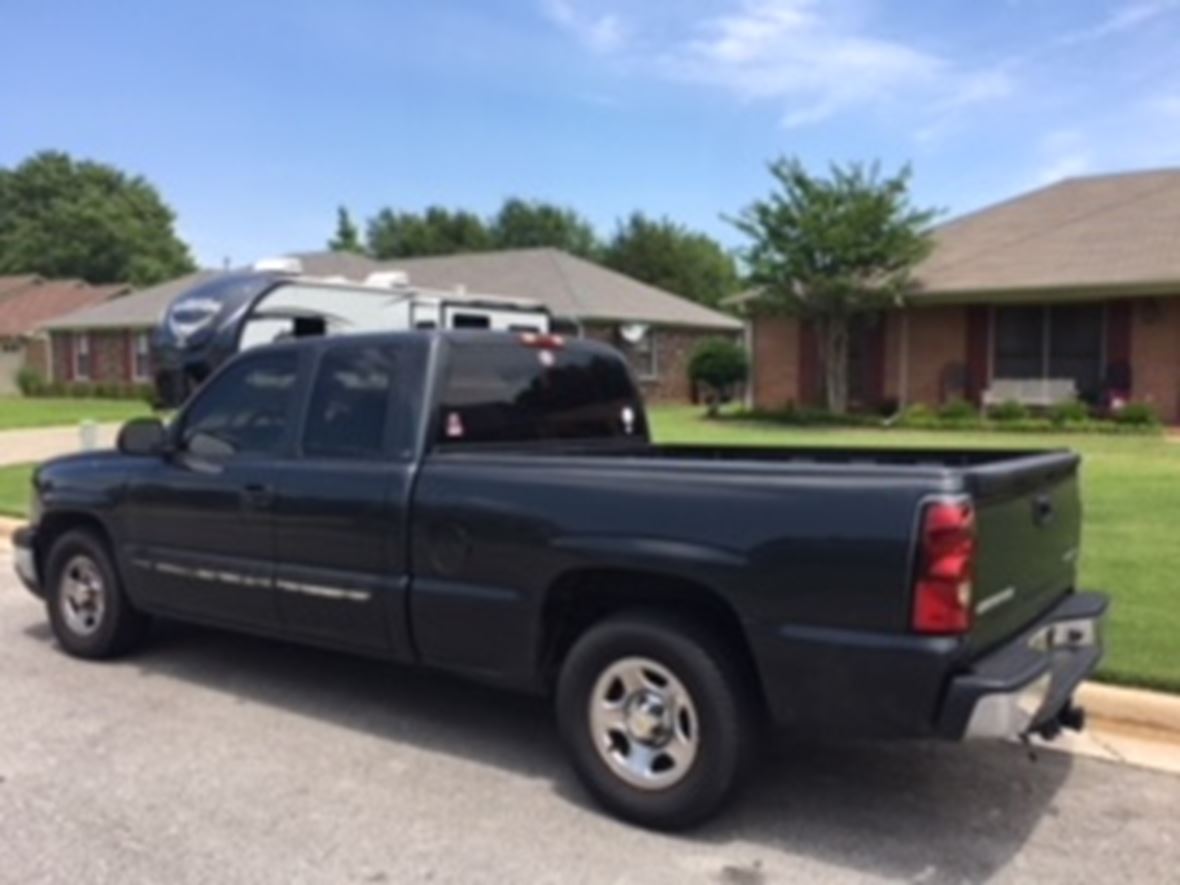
xmin=2 ymin=554 xmax=1178 ymax=885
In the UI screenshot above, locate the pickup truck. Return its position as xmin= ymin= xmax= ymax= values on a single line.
xmin=11 ymin=331 xmax=1108 ymax=829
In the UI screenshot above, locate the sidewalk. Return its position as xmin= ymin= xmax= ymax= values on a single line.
xmin=0 ymin=422 xmax=122 ymax=467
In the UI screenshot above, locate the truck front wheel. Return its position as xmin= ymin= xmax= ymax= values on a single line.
xmin=45 ymin=529 xmax=148 ymax=659
xmin=556 ymin=611 xmax=753 ymax=829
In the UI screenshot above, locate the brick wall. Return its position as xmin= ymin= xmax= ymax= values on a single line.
xmin=903 ymin=305 xmax=968 ymax=406
xmin=50 ymin=330 xmax=137 ymax=384
xmin=1130 ymin=297 xmax=1180 ymax=423
xmin=750 ymin=314 xmax=800 ymax=409
xmin=583 ymin=322 xmax=735 ymax=403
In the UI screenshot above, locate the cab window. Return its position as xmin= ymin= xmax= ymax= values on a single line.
xmin=302 ymin=344 xmax=395 ymax=459
xmin=179 ymin=351 xmax=299 ymax=457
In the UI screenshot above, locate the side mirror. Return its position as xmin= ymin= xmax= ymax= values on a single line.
xmin=117 ymin=417 xmax=169 ymax=456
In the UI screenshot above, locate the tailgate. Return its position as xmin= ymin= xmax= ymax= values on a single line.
xmin=964 ymin=451 xmax=1081 ymax=653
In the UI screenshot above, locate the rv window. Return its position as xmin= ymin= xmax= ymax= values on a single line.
xmin=415 ymin=321 xmax=437 ymax=330
xmin=508 ymin=324 xmax=542 ymax=333
xmin=302 ymin=345 xmax=395 ymax=459
xmin=451 ymin=313 xmax=491 ymax=329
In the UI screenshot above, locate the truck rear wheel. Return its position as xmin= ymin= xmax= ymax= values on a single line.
xmin=556 ymin=611 xmax=753 ymax=829
xmin=45 ymin=529 xmax=148 ymax=659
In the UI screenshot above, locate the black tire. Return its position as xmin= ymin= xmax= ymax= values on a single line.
xmin=556 ymin=611 xmax=755 ymax=830
xmin=45 ymin=528 xmax=148 ymax=659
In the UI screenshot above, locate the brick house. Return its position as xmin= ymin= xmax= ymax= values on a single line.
xmin=43 ymin=249 xmax=741 ymax=402
xmin=741 ymin=169 xmax=1180 ymax=422
xmin=0 ymin=276 xmax=128 ymax=394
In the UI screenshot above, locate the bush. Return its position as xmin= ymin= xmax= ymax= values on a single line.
xmin=689 ymin=338 xmax=749 ymax=416
xmin=1048 ymin=399 xmax=1090 ymax=425
xmin=16 ymin=367 xmax=43 ymax=396
xmin=937 ymin=397 xmax=976 ymax=421
xmin=988 ymin=400 xmax=1029 ymax=422
xmin=1114 ymin=402 xmax=1161 ymax=427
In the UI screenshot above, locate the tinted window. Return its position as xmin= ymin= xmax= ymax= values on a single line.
xmin=438 ymin=342 xmax=645 ymax=444
xmin=302 ymin=345 xmax=395 ymax=459
xmin=181 ymin=351 xmax=298 ymax=456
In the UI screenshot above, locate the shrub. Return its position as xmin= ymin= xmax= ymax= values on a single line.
xmin=898 ymin=403 xmax=939 ymax=429
xmin=937 ymin=397 xmax=976 ymax=421
xmin=988 ymin=400 xmax=1029 ymax=422
xmin=16 ymin=367 xmax=43 ymax=396
xmin=689 ymin=338 xmax=749 ymax=417
xmin=1048 ymin=399 xmax=1090 ymax=425
xmin=1114 ymin=402 xmax=1161 ymax=427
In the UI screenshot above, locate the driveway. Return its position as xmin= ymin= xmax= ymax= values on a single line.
xmin=1 ymin=558 xmax=1177 ymax=885
xmin=0 ymin=423 xmax=122 ymax=467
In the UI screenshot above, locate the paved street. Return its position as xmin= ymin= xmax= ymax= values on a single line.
xmin=1 ymin=555 xmax=1178 ymax=885
xmin=0 ymin=423 xmax=122 ymax=467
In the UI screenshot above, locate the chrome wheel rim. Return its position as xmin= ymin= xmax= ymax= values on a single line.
xmin=59 ymin=555 xmax=106 ymax=637
xmin=588 ymin=656 xmax=699 ymax=790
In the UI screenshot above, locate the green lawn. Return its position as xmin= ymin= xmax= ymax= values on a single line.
xmin=0 ymin=462 xmax=34 ymax=517
xmin=0 ymin=397 xmax=150 ymax=430
xmin=650 ymin=406 xmax=1180 ymax=693
xmin=2 ymin=407 xmax=1176 ymax=691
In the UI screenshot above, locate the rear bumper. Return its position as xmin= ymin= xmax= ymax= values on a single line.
xmin=936 ymin=591 xmax=1107 ymax=740
xmin=748 ymin=590 xmax=1108 ymax=740
xmin=12 ymin=526 xmax=42 ymax=598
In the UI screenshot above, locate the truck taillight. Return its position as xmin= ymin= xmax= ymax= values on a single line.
xmin=912 ymin=500 xmax=976 ymax=634
xmin=519 ymin=332 xmax=565 ymax=348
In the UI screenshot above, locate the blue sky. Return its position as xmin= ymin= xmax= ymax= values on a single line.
xmin=4 ymin=0 xmax=1180 ymax=267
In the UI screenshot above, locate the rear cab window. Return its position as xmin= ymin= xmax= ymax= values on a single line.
xmin=436 ymin=338 xmax=647 ymax=445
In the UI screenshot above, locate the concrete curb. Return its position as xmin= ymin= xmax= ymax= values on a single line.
xmin=1078 ymin=682 xmax=1180 ymax=737
xmin=0 ymin=515 xmax=22 ymax=548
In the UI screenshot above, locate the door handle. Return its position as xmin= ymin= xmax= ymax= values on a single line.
xmin=241 ymin=483 xmax=274 ymax=509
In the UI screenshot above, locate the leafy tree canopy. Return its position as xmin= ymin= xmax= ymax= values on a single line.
xmin=327 ymin=205 xmax=365 ymax=254
xmin=366 ymin=206 xmax=492 ymax=259
xmin=731 ymin=157 xmax=937 ymax=412
xmin=489 ymin=198 xmax=599 ymax=257
xmin=0 ymin=150 xmax=195 ymax=286
xmin=603 ymin=213 xmax=739 ymax=307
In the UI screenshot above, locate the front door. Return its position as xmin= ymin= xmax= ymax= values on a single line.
xmin=123 ymin=349 xmax=303 ymax=629
xmin=270 ymin=340 xmax=423 ymax=658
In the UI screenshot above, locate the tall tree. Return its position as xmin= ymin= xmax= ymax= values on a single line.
xmin=490 ymin=198 xmax=599 ymax=257
xmin=0 ymin=150 xmax=195 ymax=286
xmin=327 ymin=205 xmax=364 ymax=253
xmin=732 ymin=158 xmax=936 ymax=413
xmin=602 ymin=213 xmax=739 ymax=307
xmin=366 ymin=206 xmax=491 ymax=258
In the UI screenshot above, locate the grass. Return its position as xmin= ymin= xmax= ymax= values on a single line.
xmin=2 ymin=405 xmax=1176 ymax=692
xmin=0 ymin=397 xmax=150 ymax=431
xmin=650 ymin=406 xmax=1180 ymax=693
xmin=0 ymin=463 xmax=34 ymax=517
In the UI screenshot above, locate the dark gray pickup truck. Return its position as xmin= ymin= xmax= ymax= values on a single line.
xmin=12 ymin=331 xmax=1107 ymax=828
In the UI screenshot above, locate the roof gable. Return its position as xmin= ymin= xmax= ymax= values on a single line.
xmin=0 ymin=279 xmax=129 ymax=336
xmin=915 ymin=168 xmax=1180 ymax=298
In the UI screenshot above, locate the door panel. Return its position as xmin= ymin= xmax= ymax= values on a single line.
xmin=121 ymin=349 xmax=302 ymax=629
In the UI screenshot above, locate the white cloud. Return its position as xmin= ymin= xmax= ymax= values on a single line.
xmin=541 ymin=0 xmax=625 ymax=53
xmin=1033 ymin=129 xmax=1094 ymax=184
xmin=539 ymin=0 xmax=1013 ymax=133
xmin=1054 ymin=0 xmax=1178 ymax=47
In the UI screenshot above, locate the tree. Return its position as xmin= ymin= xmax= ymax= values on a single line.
xmin=327 ymin=206 xmax=364 ymax=253
xmin=688 ymin=338 xmax=749 ymax=417
xmin=602 ymin=213 xmax=739 ymax=307
xmin=731 ymin=158 xmax=936 ymax=414
xmin=366 ymin=206 xmax=491 ymax=258
xmin=489 ymin=198 xmax=599 ymax=257
xmin=0 ymin=150 xmax=195 ymax=286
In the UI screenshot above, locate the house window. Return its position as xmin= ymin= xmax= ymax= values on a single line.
xmin=73 ymin=333 xmax=91 ymax=380
xmin=132 ymin=331 xmax=151 ymax=380
xmin=618 ymin=330 xmax=658 ymax=380
xmin=993 ymin=304 xmax=1105 ymax=400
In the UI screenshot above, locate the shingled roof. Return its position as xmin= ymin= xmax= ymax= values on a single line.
xmin=0 ymin=279 xmax=129 ymax=337
xmin=913 ymin=168 xmax=1180 ymax=302
xmin=45 ymin=248 xmax=741 ymax=332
